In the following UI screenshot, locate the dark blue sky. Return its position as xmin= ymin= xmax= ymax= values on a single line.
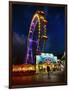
xmin=12 ymin=4 xmax=65 ymax=64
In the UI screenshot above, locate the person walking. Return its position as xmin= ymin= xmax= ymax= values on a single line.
xmin=47 ymin=65 xmax=50 ymax=78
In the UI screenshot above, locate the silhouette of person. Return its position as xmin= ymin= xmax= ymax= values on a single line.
xmin=47 ymin=66 xmax=50 ymax=78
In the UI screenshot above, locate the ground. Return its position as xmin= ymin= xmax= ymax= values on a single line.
xmin=11 ymin=70 xmax=66 ymax=88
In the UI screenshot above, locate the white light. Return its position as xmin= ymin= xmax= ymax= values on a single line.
xmin=41 ymin=53 xmax=46 ymax=57
xmin=46 ymin=53 xmax=49 ymax=57
xmin=54 ymin=56 xmax=57 ymax=62
xmin=49 ymin=54 xmax=53 ymax=57
xmin=36 ymin=55 xmax=42 ymax=64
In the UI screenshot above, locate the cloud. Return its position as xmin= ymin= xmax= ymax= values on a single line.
xmin=13 ymin=32 xmax=27 ymax=46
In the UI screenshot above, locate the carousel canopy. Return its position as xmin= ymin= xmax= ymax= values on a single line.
xmin=36 ymin=53 xmax=57 ymax=64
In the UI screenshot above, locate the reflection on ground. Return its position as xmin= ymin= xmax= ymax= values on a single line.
xmin=12 ymin=71 xmax=66 ymax=87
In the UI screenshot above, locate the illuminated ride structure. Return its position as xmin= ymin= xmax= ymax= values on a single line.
xmin=26 ymin=11 xmax=48 ymax=64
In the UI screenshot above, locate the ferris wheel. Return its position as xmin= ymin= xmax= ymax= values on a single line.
xmin=26 ymin=11 xmax=48 ymax=64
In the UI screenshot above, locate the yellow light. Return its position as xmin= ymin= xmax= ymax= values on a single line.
xmin=38 ymin=26 xmax=40 ymax=28
xmin=30 ymin=67 xmax=33 ymax=70
xmin=44 ymin=19 xmax=48 ymax=23
xmin=40 ymin=16 xmax=44 ymax=20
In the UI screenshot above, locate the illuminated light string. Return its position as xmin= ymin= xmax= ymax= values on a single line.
xmin=26 ymin=13 xmax=41 ymax=64
xmin=42 ymin=24 xmax=47 ymax=52
xmin=26 ymin=11 xmax=48 ymax=64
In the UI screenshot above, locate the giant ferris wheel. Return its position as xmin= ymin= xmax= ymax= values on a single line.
xmin=26 ymin=11 xmax=48 ymax=64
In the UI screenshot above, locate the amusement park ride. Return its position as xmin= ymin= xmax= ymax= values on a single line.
xmin=12 ymin=11 xmax=60 ymax=74
xmin=26 ymin=10 xmax=48 ymax=64
xmin=12 ymin=10 xmax=49 ymax=74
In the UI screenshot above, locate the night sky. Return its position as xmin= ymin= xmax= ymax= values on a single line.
xmin=12 ymin=4 xmax=65 ymax=64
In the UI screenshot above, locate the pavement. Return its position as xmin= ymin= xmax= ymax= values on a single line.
xmin=11 ymin=71 xmax=66 ymax=88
